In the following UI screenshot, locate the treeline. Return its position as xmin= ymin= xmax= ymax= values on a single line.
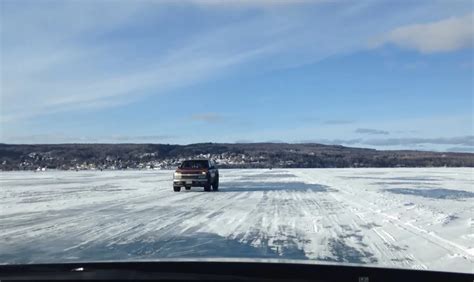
xmin=0 ymin=143 xmax=473 ymax=171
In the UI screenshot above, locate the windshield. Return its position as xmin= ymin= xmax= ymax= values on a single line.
xmin=180 ymin=160 xmax=209 ymax=169
xmin=1 ymin=0 xmax=473 ymax=275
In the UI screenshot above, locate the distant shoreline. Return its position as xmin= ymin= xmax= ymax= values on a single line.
xmin=1 ymin=143 xmax=472 ymax=171
xmin=2 ymin=167 xmax=474 ymax=173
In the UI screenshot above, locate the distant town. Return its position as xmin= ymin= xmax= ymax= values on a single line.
xmin=1 ymin=143 xmax=473 ymax=171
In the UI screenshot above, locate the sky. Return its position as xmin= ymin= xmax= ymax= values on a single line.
xmin=0 ymin=0 xmax=473 ymax=152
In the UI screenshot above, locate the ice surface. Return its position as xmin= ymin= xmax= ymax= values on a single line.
xmin=0 ymin=168 xmax=472 ymax=273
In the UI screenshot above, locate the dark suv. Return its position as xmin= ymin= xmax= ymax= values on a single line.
xmin=173 ymin=159 xmax=219 ymax=192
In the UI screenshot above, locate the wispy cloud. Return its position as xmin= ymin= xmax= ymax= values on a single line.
xmin=4 ymin=2 xmax=469 ymax=125
xmin=106 ymin=135 xmax=176 ymax=142
xmin=362 ymin=136 xmax=474 ymax=146
xmin=1 ymin=134 xmax=175 ymax=144
xmin=265 ymin=139 xmax=286 ymax=143
xmin=4 ymin=0 xmax=414 ymax=125
xmin=2 ymin=35 xmax=273 ymax=122
xmin=446 ymin=147 xmax=474 ymax=153
xmin=1 ymin=2 xmax=301 ymax=123
xmin=297 ymin=136 xmax=474 ymax=150
xmin=297 ymin=138 xmax=362 ymax=145
xmin=234 ymin=139 xmax=254 ymax=144
xmin=371 ymin=13 xmax=474 ymax=53
xmin=2 ymin=1 xmax=472 ymax=149
xmin=355 ymin=128 xmax=390 ymax=135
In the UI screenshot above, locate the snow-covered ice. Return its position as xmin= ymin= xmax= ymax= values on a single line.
xmin=0 ymin=168 xmax=472 ymax=273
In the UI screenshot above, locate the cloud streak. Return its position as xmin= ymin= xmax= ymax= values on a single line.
xmin=1 ymin=1 xmax=472 ymax=151
xmin=1 ymin=134 xmax=175 ymax=144
xmin=4 ymin=0 xmax=427 ymax=124
xmin=371 ymin=13 xmax=474 ymax=53
xmin=362 ymin=136 xmax=474 ymax=147
xmin=1 ymin=2 xmax=300 ymax=123
xmin=446 ymin=147 xmax=474 ymax=153
xmin=300 ymin=136 xmax=474 ymax=149
xmin=355 ymin=128 xmax=390 ymax=135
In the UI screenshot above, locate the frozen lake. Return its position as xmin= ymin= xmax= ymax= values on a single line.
xmin=1 ymin=168 xmax=473 ymax=273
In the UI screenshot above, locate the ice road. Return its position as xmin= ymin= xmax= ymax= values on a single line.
xmin=1 ymin=168 xmax=472 ymax=273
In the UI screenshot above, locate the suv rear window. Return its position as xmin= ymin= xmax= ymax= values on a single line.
xmin=180 ymin=160 xmax=209 ymax=169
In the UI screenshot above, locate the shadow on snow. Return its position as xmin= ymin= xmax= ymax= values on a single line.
xmin=218 ymin=181 xmax=333 ymax=193
xmin=384 ymin=188 xmax=474 ymax=200
xmin=0 ymin=232 xmax=307 ymax=264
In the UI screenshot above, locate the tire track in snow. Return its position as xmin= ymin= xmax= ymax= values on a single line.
xmin=293 ymin=169 xmax=472 ymax=272
xmin=1 ymin=169 xmax=472 ymax=273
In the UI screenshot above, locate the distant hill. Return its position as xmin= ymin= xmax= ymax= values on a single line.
xmin=0 ymin=143 xmax=472 ymax=171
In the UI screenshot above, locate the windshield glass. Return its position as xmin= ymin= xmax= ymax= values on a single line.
xmin=0 ymin=0 xmax=473 ymax=275
xmin=180 ymin=160 xmax=209 ymax=169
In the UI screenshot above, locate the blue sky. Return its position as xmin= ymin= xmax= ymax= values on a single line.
xmin=1 ymin=0 xmax=473 ymax=152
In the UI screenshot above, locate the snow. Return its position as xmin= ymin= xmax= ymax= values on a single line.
xmin=0 ymin=168 xmax=472 ymax=273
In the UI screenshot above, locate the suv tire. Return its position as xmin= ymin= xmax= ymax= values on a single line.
xmin=173 ymin=186 xmax=181 ymax=192
xmin=204 ymin=184 xmax=211 ymax=192
xmin=212 ymin=177 xmax=219 ymax=191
